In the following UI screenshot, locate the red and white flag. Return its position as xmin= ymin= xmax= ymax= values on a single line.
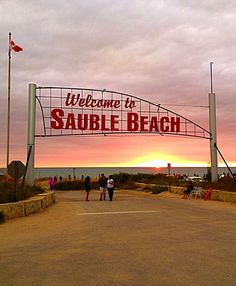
xmin=9 ymin=39 xmax=23 ymax=52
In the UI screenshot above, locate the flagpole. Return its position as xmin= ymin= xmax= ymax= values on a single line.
xmin=6 ymin=32 xmax=12 ymax=170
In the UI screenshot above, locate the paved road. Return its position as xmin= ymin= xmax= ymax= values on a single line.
xmin=0 ymin=190 xmax=236 ymax=286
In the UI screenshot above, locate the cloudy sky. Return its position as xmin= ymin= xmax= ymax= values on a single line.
xmin=0 ymin=0 xmax=236 ymax=168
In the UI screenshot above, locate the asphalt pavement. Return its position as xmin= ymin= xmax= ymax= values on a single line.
xmin=0 ymin=189 xmax=236 ymax=286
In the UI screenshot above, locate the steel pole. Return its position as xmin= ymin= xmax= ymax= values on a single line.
xmin=25 ymin=83 xmax=36 ymax=185
xmin=6 ymin=32 xmax=12 ymax=170
xmin=209 ymin=92 xmax=218 ymax=182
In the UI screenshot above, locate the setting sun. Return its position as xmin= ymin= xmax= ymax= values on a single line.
xmin=123 ymin=153 xmax=209 ymax=168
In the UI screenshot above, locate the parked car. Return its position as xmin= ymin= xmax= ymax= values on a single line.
xmin=185 ymin=176 xmax=203 ymax=182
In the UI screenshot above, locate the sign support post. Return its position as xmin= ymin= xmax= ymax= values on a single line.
xmin=208 ymin=62 xmax=218 ymax=182
xmin=25 ymin=83 xmax=36 ymax=185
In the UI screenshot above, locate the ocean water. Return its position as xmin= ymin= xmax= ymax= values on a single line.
xmin=16 ymin=166 xmax=236 ymax=179
xmin=1 ymin=166 xmax=235 ymax=179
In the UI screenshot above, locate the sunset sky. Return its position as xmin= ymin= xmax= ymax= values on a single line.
xmin=0 ymin=0 xmax=236 ymax=168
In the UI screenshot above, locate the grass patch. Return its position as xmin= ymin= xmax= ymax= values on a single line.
xmin=151 ymin=185 xmax=169 ymax=194
xmin=0 ymin=182 xmax=44 ymax=204
xmin=54 ymin=177 xmax=138 ymax=191
xmin=206 ymin=177 xmax=236 ymax=192
xmin=54 ymin=180 xmax=99 ymax=191
xmin=112 ymin=172 xmax=172 ymax=185
xmin=52 ymin=173 xmax=236 ymax=193
xmin=115 ymin=180 xmax=137 ymax=190
xmin=112 ymin=172 xmax=236 ymax=192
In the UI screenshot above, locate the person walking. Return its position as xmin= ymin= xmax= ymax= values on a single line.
xmin=107 ymin=175 xmax=115 ymax=201
xmin=48 ymin=176 xmax=55 ymax=191
xmin=98 ymin=173 xmax=107 ymax=201
xmin=85 ymin=176 xmax=91 ymax=201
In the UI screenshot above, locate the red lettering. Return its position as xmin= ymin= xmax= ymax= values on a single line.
xmin=101 ymin=100 xmax=115 ymax=108
xmin=78 ymin=98 xmax=86 ymax=107
xmin=86 ymin=95 xmax=93 ymax=107
xmin=111 ymin=115 xmax=119 ymax=131
xmin=149 ymin=117 xmax=159 ymax=131
xmin=114 ymin=100 xmax=121 ymax=108
xmin=90 ymin=114 xmax=100 ymax=130
xmin=97 ymin=100 xmax=103 ymax=108
xmin=51 ymin=109 xmax=64 ymax=129
xmin=65 ymin=113 xmax=76 ymax=129
xmin=91 ymin=99 xmax=97 ymax=108
xmin=64 ymin=93 xmax=121 ymax=109
xmin=65 ymin=93 xmax=79 ymax=106
xmin=171 ymin=117 xmax=180 ymax=132
xmin=51 ymin=109 xmax=180 ymax=134
xmin=140 ymin=116 xmax=149 ymax=131
xmin=127 ymin=113 xmax=139 ymax=131
xmin=78 ymin=114 xmax=88 ymax=130
xmin=101 ymin=115 xmax=110 ymax=131
xmin=125 ymin=98 xmax=136 ymax=109
xmin=160 ymin=117 xmax=169 ymax=132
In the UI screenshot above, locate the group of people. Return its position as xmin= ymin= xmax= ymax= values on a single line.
xmin=48 ymin=173 xmax=115 ymax=201
xmin=183 ymin=181 xmax=194 ymax=199
xmin=85 ymin=174 xmax=115 ymax=202
xmin=183 ymin=181 xmax=213 ymax=200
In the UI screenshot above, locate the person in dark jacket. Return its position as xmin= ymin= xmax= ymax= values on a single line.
xmin=85 ymin=176 xmax=91 ymax=201
xmin=183 ymin=181 xmax=194 ymax=199
xmin=98 ymin=173 xmax=107 ymax=201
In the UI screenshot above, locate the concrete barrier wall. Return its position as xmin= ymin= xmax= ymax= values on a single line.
xmin=211 ymin=190 xmax=236 ymax=203
xmin=170 ymin=186 xmax=185 ymax=195
xmin=0 ymin=192 xmax=56 ymax=220
xmin=169 ymin=186 xmax=236 ymax=203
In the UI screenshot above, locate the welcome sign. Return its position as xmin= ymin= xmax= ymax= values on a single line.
xmin=35 ymin=87 xmax=210 ymax=139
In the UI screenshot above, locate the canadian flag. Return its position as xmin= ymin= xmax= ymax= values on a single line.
xmin=10 ymin=39 xmax=23 ymax=52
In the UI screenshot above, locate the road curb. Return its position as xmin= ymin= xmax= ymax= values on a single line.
xmin=0 ymin=192 xmax=56 ymax=220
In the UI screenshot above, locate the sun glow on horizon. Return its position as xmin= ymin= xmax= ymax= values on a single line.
xmin=122 ymin=153 xmax=209 ymax=168
xmin=34 ymin=152 xmax=236 ymax=168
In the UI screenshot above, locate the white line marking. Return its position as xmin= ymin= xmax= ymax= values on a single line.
xmin=77 ymin=210 xmax=158 ymax=216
